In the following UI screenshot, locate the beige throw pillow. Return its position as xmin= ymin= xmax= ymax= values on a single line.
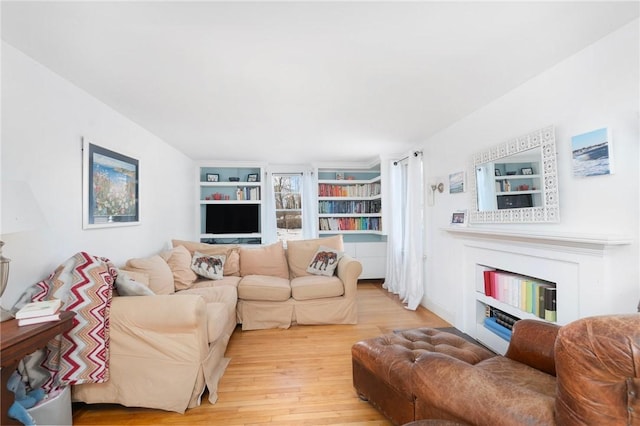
xmin=287 ymin=235 xmax=344 ymax=278
xmin=239 ymin=241 xmax=289 ymax=279
xmin=160 ymin=245 xmax=198 ymax=291
xmin=172 ymin=239 xmax=240 ymax=276
xmin=124 ymin=255 xmax=175 ymax=295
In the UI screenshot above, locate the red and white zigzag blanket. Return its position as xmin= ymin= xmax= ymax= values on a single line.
xmin=19 ymin=252 xmax=115 ymax=392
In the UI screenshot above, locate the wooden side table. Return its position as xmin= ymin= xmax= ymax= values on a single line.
xmin=0 ymin=311 xmax=75 ymax=425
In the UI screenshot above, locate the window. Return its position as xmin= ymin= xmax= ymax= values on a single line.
xmin=272 ymin=174 xmax=303 ymax=242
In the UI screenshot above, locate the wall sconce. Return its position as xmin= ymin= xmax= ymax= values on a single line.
xmin=428 ymin=182 xmax=444 ymax=206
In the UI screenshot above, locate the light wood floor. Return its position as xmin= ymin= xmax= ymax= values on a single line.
xmin=72 ymin=281 xmax=451 ymax=425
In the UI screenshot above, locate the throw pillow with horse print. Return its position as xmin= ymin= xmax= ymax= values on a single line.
xmin=191 ymin=252 xmax=226 ymax=280
xmin=306 ymin=245 xmax=344 ymax=277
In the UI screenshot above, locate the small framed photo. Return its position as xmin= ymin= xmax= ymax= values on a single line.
xmin=247 ymin=173 xmax=258 ymax=182
xmin=336 ymin=172 xmax=344 ymax=180
xmin=206 ymin=173 xmax=219 ymax=182
xmin=521 ymin=167 xmax=533 ymax=175
xmin=451 ymin=210 xmax=467 ymax=226
xmin=494 ymin=169 xmax=501 ymax=176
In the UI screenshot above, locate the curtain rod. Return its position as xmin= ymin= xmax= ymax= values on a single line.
xmin=393 ymin=150 xmax=423 ymax=165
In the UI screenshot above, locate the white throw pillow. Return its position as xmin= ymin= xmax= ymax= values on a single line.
xmin=115 ymin=271 xmax=155 ymax=297
xmin=306 ymin=246 xmax=343 ymax=276
xmin=191 ymin=252 xmax=226 ymax=280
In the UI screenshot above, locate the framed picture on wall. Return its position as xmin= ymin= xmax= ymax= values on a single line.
xmin=83 ymin=138 xmax=140 ymax=229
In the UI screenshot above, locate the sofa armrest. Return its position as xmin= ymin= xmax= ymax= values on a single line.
xmin=336 ymin=254 xmax=362 ymax=298
xmin=413 ymin=352 xmax=556 ymax=425
xmin=110 ymin=294 xmax=207 ymax=333
xmin=505 ymin=319 xmax=560 ymax=376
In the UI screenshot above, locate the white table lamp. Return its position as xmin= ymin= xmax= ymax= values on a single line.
xmin=1 ymin=180 xmax=46 ymax=321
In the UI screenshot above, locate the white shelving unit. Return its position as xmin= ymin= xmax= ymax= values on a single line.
xmin=317 ymin=171 xmax=382 ymax=235
xmin=197 ymin=163 xmax=265 ymax=243
xmin=315 ymin=162 xmax=387 ymax=279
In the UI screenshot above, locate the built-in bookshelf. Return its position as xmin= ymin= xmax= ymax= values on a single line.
xmin=317 ymin=166 xmax=382 ymax=234
xmin=197 ymin=163 xmax=265 ymax=244
xmin=475 ymin=265 xmax=557 ymax=354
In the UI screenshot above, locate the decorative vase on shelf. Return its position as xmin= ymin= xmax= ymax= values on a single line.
xmin=504 ymin=180 xmax=511 ymax=192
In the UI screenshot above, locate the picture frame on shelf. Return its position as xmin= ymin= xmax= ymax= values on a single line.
xmin=82 ymin=139 xmax=140 ymax=229
xmin=521 ymin=167 xmax=533 ymax=175
xmin=495 ymin=169 xmax=501 ymax=176
xmin=451 ymin=210 xmax=468 ymax=226
xmin=206 ymin=173 xmax=219 ymax=182
xmin=247 ymin=173 xmax=258 ymax=182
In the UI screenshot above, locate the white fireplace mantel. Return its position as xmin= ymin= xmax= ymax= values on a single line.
xmin=444 ymin=226 xmax=632 ymax=252
xmin=445 ymin=225 xmax=635 ymax=354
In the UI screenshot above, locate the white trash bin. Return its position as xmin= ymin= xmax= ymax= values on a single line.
xmin=27 ymin=386 xmax=72 ymax=426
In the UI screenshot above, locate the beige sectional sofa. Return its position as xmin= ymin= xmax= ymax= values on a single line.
xmin=72 ymin=235 xmax=362 ymax=413
xmin=175 ymin=235 xmax=363 ymax=331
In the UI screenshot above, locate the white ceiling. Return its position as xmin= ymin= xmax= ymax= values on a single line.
xmin=2 ymin=1 xmax=638 ymax=164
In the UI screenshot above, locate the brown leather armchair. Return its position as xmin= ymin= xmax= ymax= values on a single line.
xmin=412 ymin=315 xmax=640 ymax=426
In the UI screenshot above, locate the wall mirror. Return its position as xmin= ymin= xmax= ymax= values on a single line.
xmin=469 ymin=125 xmax=559 ymax=223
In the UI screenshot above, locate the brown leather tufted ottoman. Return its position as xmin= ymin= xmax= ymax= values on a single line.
xmin=352 ymin=328 xmax=495 ymax=425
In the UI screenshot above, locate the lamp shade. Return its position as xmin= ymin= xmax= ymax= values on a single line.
xmin=1 ymin=180 xmax=46 ymax=235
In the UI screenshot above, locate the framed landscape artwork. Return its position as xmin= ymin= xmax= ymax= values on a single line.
xmin=571 ymin=127 xmax=614 ymax=177
xmin=83 ymin=139 xmax=140 ymax=229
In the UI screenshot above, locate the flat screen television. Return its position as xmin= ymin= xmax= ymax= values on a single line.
xmin=206 ymin=204 xmax=260 ymax=234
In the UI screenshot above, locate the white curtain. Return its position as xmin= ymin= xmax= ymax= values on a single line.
xmin=383 ymin=153 xmax=424 ymax=310
xmin=262 ymin=168 xmax=278 ymax=244
xmin=301 ymin=169 xmax=318 ymax=239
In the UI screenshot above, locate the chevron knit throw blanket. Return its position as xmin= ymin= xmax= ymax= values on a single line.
xmin=15 ymin=252 xmax=115 ymax=392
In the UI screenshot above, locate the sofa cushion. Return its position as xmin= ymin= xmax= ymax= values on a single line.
xmin=239 ymin=241 xmax=289 ymax=279
xmin=191 ymin=252 xmax=225 ymax=280
xmin=124 ymin=255 xmax=175 ymax=295
xmin=159 ymin=245 xmax=198 ymax=290
xmin=306 ymin=245 xmax=344 ymax=276
xmin=115 ymin=271 xmax=155 ymax=297
xmin=172 ymin=239 xmax=240 ymax=276
xmin=291 ymin=275 xmax=344 ymax=300
xmin=191 ymin=276 xmax=242 ymax=289
xmin=238 ymin=275 xmax=291 ymax=301
xmin=287 ymin=235 xmax=344 ymax=278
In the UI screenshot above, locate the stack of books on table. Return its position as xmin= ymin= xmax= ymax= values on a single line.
xmin=15 ymin=299 xmax=63 ymax=326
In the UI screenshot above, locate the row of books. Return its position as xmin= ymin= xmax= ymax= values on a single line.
xmin=483 ymin=269 xmax=557 ymax=322
xmin=15 ymin=299 xmax=63 ymax=326
xmin=318 ymin=217 xmax=381 ymax=231
xmin=483 ymin=307 xmax=519 ymax=341
xmin=236 ymin=186 xmax=260 ymax=201
xmin=318 ymin=183 xmax=381 ymax=198
xmin=318 ymin=200 xmax=382 ymax=214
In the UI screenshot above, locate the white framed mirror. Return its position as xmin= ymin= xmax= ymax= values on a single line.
xmin=469 ymin=126 xmax=559 ymax=223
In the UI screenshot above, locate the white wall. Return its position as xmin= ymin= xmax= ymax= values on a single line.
xmin=422 ymin=20 xmax=640 ymax=325
xmin=1 ymin=42 xmax=195 ymax=308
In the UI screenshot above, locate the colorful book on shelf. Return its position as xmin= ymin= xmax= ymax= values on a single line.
xmin=18 ymin=313 xmax=62 ymax=326
xmin=15 ymin=299 xmax=62 ymax=320
xmin=544 ymin=287 xmax=557 ymax=322
xmin=483 ymin=317 xmax=512 ymax=341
